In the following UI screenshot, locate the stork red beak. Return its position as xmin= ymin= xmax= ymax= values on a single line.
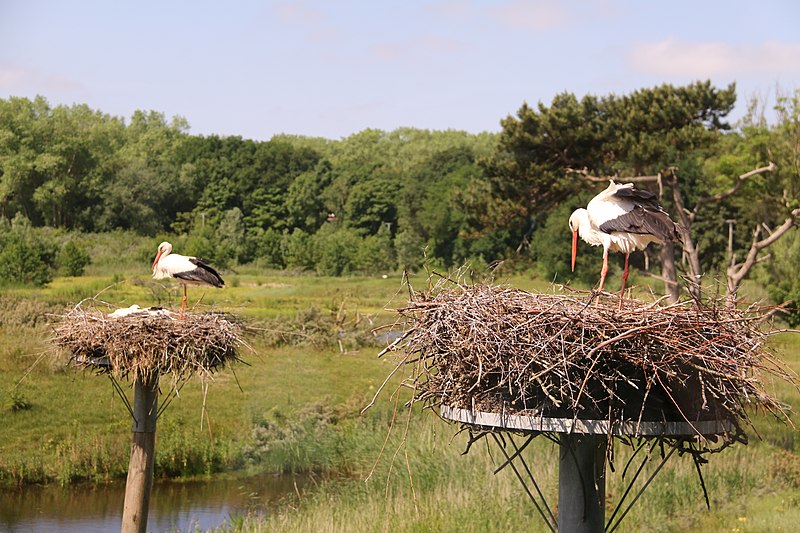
xmin=571 ymin=230 xmax=578 ymax=272
xmin=152 ymin=250 xmax=162 ymax=271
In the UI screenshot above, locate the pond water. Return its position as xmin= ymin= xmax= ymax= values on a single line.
xmin=0 ymin=472 xmax=305 ymax=533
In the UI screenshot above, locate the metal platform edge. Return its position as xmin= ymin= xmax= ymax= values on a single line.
xmin=440 ymin=405 xmax=734 ymax=436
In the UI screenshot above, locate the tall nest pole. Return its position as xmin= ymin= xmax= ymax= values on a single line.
xmin=372 ymin=275 xmax=798 ymax=533
xmin=53 ymin=301 xmax=247 ymax=533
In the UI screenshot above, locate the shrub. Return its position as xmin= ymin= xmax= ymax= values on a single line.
xmin=762 ymin=230 xmax=800 ymax=326
xmin=282 ymin=228 xmax=315 ymax=270
xmin=0 ymin=215 xmax=58 ymax=286
xmin=183 ymin=227 xmax=217 ymax=265
xmin=313 ymin=228 xmax=360 ymax=276
xmin=0 ymin=238 xmax=54 ymax=286
xmin=57 ymin=241 xmax=91 ymax=277
xmin=8 ymin=389 xmax=33 ymax=413
xmin=255 ymin=227 xmax=285 ymax=268
xmin=215 ymin=207 xmax=252 ymax=265
xmin=394 ymin=228 xmax=425 ymax=271
xmin=355 ymin=225 xmax=395 ymax=274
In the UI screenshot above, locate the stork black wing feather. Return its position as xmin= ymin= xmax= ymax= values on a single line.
xmin=599 ymin=207 xmax=679 ymax=241
xmin=612 ymin=187 xmax=663 ymax=210
xmin=172 ymin=258 xmax=225 ymax=287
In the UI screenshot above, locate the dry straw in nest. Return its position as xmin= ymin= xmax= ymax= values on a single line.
xmin=378 ymin=277 xmax=797 ymax=443
xmin=53 ymin=300 xmax=246 ymax=384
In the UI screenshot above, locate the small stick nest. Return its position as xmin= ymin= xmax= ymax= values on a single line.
xmin=383 ymin=278 xmax=797 ymax=443
xmin=53 ymin=301 xmax=246 ymax=384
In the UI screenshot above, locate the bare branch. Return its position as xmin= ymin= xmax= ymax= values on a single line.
xmin=753 ymin=210 xmax=798 ymax=251
xmin=566 ymin=167 xmax=661 ymax=183
xmin=692 ymin=162 xmax=776 ymax=219
xmin=726 ymin=207 xmax=800 ymax=305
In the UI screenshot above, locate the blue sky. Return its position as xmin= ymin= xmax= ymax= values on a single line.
xmin=2 ymin=0 xmax=799 ymax=140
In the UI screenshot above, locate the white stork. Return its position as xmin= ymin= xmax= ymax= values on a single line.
xmin=151 ymin=241 xmax=224 ymax=318
xmin=568 ymin=181 xmax=680 ymax=306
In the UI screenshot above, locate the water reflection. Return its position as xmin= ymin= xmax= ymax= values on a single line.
xmin=0 ymin=472 xmax=303 ymax=533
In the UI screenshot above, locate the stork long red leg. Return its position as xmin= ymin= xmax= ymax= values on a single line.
xmin=619 ymin=252 xmax=630 ymax=309
xmin=598 ymin=248 xmax=609 ymax=294
xmin=180 ymin=284 xmax=188 ymax=319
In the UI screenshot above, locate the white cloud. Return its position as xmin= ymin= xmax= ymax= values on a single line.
xmin=488 ymin=0 xmax=570 ymax=31
xmin=631 ymin=37 xmax=800 ymax=77
xmin=372 ymin=36 xmax=462 ymax=62
xmin=270 ymin=2 xmax=338 ymax=46
xmin=0 ymin=67 xmax=31 ymax=89
xmin=424 ymin=0 xmax=473 ymax=20
xmin=0 ymin=65 xmax=86 ymax=94
xmin=271 ymin=2 xmax=323 ymax=25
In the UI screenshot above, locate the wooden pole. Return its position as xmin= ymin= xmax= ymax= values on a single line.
xmin=558 ymin=434 xmax=605 ymax=533
xmin=121 ymin=374 xmax=159 ymax=533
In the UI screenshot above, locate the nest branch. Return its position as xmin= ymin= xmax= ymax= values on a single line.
xmin=52 ymin=300 xmax=248 ymax=385
xmin=380 ymin=277 xmax=798 ymax=451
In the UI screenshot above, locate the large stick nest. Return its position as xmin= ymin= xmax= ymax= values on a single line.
xmin=53 ymin=301 xmax=246 ymax=383
xmin=384 ymin=278 xmax=797 ymax=442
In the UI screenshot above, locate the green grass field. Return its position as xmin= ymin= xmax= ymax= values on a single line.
xmin=1 ymin=262 xmax=798 ymax=532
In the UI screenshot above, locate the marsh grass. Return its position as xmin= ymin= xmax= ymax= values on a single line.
xmin=0 ymin=337 xmax=402 ymax=488
xmin=211 ymin=415 xmax=800 ymax=533
xmin=0 ymin=265 xmax=454 ymax=489
xmin=1 ymin=269 xmax=798 ymax=532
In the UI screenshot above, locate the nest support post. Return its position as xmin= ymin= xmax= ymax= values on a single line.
xmin=442 ymin=408 xmax=737 ymax=532
xmin=122 ymin=374 xmax=159 ymax=533
xmin=54 ymin=306 xmax=247 ymax=533
xmin=393 ymin=282 xmax=794 ymax=532
xmin=558 ymin=434 xmax=606 ymax=533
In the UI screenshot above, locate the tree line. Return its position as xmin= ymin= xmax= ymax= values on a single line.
xmin=1 ymin=82 xmax=799 ymax=322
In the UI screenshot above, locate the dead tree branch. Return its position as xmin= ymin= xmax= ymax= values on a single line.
xmin=726 ymin=207 xmax=800 ymax=306
xmin=567 ymin=167 xmax=662 ymax=184
xmin=690 ymin=162 xmax=777 ymax=221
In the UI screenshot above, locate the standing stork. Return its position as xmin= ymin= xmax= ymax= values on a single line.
xmin=151 ymin=241 xmax=224 ymax=318
xmin=568 ymin=181 xmax=680 ymax=307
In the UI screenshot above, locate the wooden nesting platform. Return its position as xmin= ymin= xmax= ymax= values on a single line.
xmin=51 ymin=302 xmax=249 ymax=533
xmin=383 ymin=280 xmax=796 ymax=445
xmin=53 ymin=302 xmax=245 ymax=383
xmin=439 ymin=405 xmax=734 ymax=437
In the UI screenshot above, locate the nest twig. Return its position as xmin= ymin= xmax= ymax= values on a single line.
xmin=53 ymin=300 xmax=247 ymax=384
xmin=382 ymin=276 xmax=797 ymax=446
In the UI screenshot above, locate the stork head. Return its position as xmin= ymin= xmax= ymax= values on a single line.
xmin=152 ymin=241 xmax=173 ymax=270
xmin=568 ymin=209 xmax=587 ymax=272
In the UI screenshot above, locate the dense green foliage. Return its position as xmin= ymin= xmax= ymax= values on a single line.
xmin=480 ymin=82 xmax=736 ymax=246
xmin=0 ymin=215 xmax=57 ymax=286
xmin=1 ymin=82 xmax=800 ymax=320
